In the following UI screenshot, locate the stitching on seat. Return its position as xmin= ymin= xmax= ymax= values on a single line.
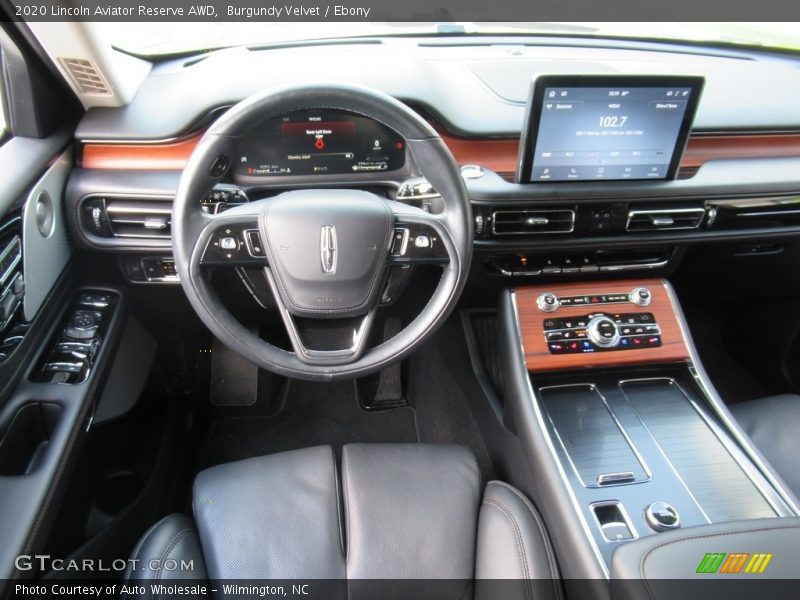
xmin=483 ymin=498 xmax=533 ymax=600
xmin=490 ymin=481 xmax=563 ymax=599
xmin=122 ymin=516 xmax=177 ymax=598
xmin=154 ymin=528 xmax=194 ymax=589
xmin=332 ymin=447 xmax=346 ymax=557
xmin=341 ymin=448 xmax=353 ymax=599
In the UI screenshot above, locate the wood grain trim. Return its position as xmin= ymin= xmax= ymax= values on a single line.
xmin=81 ymin=133 xmax=204 ymax=170
xmin=437 ymin=132 xmax=800 ymax=175
xmin=436 ymin=131 xmax=519 ymax=175
xmin=515 ymin=278 xmax=690 ymax=373
xmin=80 ymin=131 xmax=800 ymax=172
xmin=680 ymin=133 xmax=800 ymax=168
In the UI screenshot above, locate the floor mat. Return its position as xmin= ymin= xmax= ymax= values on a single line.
xmin=196 ymin=379 xmax=418 ymax=471
xmin=410 ymin=342 xmax=496 ymax=484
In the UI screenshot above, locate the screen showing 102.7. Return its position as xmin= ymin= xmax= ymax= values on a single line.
xmin=529 ymin=85 xmax=694 ymax=182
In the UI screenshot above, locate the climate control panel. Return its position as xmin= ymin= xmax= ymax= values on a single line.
xmin=544 ymin=312 xmax=661 ymax=354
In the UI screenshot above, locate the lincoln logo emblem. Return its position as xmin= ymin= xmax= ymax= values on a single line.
xmin=320 ymin=225 xmax=337 ymax=274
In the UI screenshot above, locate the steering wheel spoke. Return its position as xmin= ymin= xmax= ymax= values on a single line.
xmin=264 ymin=265 xmax=376 ymax=365
xmin=197 ymin=215 xmax=267 ymax=268
xmin=388 ymin=205 xmax=451 ymax=266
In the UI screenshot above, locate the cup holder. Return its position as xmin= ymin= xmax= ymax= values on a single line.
xmin=94 ymin=469 xmax=144 ymax=516
xmin=0 ymin=403 xmax=62 ymax=476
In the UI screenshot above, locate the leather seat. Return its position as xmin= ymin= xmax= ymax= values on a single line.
xmin=729 ymin=394 xmax=800 ymax=499
xmin=127 ymin=444 xmax=561 ymax=600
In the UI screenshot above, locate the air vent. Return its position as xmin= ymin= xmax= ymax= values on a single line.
xmin=58 ymin=58 xmax=112 ymax=95
xmin=105 ymin=200 xmax=172 ymax=239
xmin=492 ymin=209 xmax=575 ymax=235
xmin=626 ymin=208 xmax=705 ymax=232
xmin=0 ymin=209 xmax=25 ymax=359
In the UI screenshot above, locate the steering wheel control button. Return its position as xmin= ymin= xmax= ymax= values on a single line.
xmin=645 ymin=502 xmax=681 ymax=531
xmin=390 ymin=228 xmax=410 ymax=256
xmin=245 ymin=230 xmax=265 ymax=257
xmin=629 ymin=287 xmax=652 ymax=306
xmin=544 ymin=311 xmax=661 ymax=354
xmin=414 ymin=235 xmax=431 ymax=249
xmin=219 ymin=236 xmax=239 ymax=251
xmin=536 ymin=292 xmax=559 ymax=312
xmin=209 ymin=154 xmax=231 ymax=177
xmin=202 ymin=224 xmax=266 ymax=265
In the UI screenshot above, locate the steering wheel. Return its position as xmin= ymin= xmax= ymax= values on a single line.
xmin=172 ymin=83 xmax=472 ymax=381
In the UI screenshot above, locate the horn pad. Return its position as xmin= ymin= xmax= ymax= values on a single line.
xmin=259 ymin=190 xmax=394 ymax=318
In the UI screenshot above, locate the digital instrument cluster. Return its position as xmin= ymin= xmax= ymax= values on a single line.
xmin=233 ymin=110 xmax=406 ymax=178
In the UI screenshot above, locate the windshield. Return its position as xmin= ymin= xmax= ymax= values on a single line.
xmin=97 ymin=22 xmax=800 ymax=57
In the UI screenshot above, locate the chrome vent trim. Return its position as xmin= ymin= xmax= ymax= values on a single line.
xmin=626 ymin=208 xmax=705 ymax=232
xmin=58 ymin=58 xmax=112 ymax=95
xmin=105 ymin=200 xmax=172 ymax=239
xmin=492 ymin=208 xmax=576 ymax=235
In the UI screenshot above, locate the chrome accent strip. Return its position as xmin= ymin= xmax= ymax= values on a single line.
xmin=626 ymin=207 xmax=705 ymax=232
xmin=509 ymin=291 xmax=610 ymax=578
xmin=599 ymin=259 xmax=670 ymax=272
xmin=596 ymin=472 xmax=635 ymax=486
xmin=492 ymin=209 xmax=576 ymax=235
xmin=739 ymin=209 xmax=800 ymax=217
xmin=663 ymin=280 xmax=800 ymax=516
xmin=0 ymin=236 xmax=21 ymax=287
xmin=105 ymin=204 xmax=172 ymax=215
xmin=494 ymin=258 xmax=669 ymax=277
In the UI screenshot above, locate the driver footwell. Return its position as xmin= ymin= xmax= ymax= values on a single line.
xmin=196 ymin=378 xmax=419 ymax=471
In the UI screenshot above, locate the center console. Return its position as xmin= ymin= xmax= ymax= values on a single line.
xmin=497 ymin=278 xmax=800 ymax=583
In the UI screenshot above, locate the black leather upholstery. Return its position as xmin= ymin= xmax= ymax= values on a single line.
xmin=611 ymin=518 xmax=800 ymax=600
xmin=476 ymin=481 xmax=562 ymax=594
xmin=127 ymin=444 xmax=559 ymax=599
xmin=124 ymin=514 xmax=207 ymax=594
xmin=342 ymin=443 xmax=480 ymax=580
xmin=729 ymin=394 xmax=800 ymax=498
xmin=193 ymin=445 xmax=345 ymax=580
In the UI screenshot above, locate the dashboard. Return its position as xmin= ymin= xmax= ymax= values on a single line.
xmin=66 ymin=36 xmax=800 ymax=286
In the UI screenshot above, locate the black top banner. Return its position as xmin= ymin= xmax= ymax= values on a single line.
xmin=6 ymin=0 xmax=800 ymax=22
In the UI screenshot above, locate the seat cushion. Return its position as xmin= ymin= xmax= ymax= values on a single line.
xmin=192 ymin=445 xmax=346 ymax=580
xmin=124 ymin=514 xmax=207 ymax=595
xmin=342 ymin=443 xmax=481 ymax=580
xmin=730 ymin=394 xmax=800 ymax=498
xmin=126 ymin=443 xmax=560 ymax=600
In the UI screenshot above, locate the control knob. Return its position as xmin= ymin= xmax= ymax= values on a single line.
xmin=536 ymin=292 xmax=559 ymax=313
xmin=644 ymin=502 xmax=680 ymax=531
xmin=629 ymin=287 xmax=652 ymax=307
xmin=587 ymin=316 xmax=620 ymax=348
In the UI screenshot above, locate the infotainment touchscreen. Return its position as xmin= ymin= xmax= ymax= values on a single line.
xmin=517 ymin=75 xmax=704 ymax=183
